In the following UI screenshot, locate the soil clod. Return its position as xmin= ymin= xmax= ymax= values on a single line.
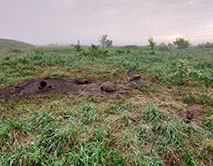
xmin=75 ymin=79 xmax=91 ymax=84
xmin=185 ymin=110 xmax=194 ymax=123
xmin=100 ymin=82 xmax=116 ymax=92
xmin=127 ymin=70 xmax=135 ymax=76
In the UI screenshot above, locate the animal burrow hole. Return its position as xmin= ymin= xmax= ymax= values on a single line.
xmin=39 ymin=81 xmax=52 ymax=89
xmin=40 ymin=81 xmax=47 ymax=88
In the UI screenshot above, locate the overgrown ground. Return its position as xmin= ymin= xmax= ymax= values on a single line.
xmin=0 ymin=45 xmax=212 ymax=165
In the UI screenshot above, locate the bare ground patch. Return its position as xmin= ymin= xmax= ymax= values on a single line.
xmin=0 ymin=77 xmax=134 ymax=101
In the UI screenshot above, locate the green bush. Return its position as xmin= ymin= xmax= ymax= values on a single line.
xmin=158 ymin=42 xmax=169 ymax=51
xmin=171 ymin=59 xmax=203 ymax=85
xmin=81 ymin=44 xmax=108 ymax=57
xmin=147 ymin=36 xmax=156 ymax=50
xmin=73 ymin=40 xmax=82 ymax=52
xmin=173 ymin=38 xmax=190 ymax=49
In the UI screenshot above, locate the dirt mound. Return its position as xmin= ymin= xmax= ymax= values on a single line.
xmin=0 ymin=77 xmax=80 ymax=101
xmin=100 ymin=82 xmax=116 ymax=92
xmin=0 ymin=77 xmax=123 ymax=101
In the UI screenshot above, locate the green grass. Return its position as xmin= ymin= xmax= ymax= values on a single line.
xmin=0 ymin=45 xmax=213 ymax=165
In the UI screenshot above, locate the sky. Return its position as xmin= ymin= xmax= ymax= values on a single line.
xmin=0 ymin=0 xmax=213 ymax=45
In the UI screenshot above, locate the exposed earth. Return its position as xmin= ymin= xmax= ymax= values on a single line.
xmin=0 ymin=74 xmax=149 ymax=101
xmin=0 ymin=77 xmax=79 ymax=101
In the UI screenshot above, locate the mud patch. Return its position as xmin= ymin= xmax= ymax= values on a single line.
xmin=0 ymin=77 xmax=80 ymax=101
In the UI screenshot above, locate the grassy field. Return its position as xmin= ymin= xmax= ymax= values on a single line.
xmin=0 ymin=45 xmax=212 ymax=165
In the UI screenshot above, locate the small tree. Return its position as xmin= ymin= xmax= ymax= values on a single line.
xmin=147 ymin=37 xmax=156 ymax=50
xmin=73 ymin=40 xmax=82 ymax=52
xmin=98 ymin=35 xmax=113 ymax=48
xmin=173 ymin=38 xmax=190 ymax=49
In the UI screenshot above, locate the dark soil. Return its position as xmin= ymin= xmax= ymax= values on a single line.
xmin=130 ymin=76 xmax=148 ymax=87
xmin=75 ymin=78 xmax=91 ymax=84
xmin=0 ymin=77 xmax=80 ymax=101
xmin=0 ymin=77 xmax=122 ymax=101
xmin=185 ymin=110 xmax=194 ymax=123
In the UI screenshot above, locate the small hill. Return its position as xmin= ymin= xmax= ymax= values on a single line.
xmin=0 ymin=38 xmax=34 ymax=48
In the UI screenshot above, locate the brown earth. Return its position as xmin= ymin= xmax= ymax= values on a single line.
xmin=0 ymin=77 xmax=80 ymax=101
xmin=0 ymin=77 xmax=125 ymax=101
xmin=0 ymin=70 xmax=149 ymax=101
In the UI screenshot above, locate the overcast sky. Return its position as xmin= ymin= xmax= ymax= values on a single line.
xmin=1 ymin=0 xmax=213 ymax=45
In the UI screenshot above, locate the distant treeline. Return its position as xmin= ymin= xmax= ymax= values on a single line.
xmin=197 ymin=42 xmax=213 ymax=48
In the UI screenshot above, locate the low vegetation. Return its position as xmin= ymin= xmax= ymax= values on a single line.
xmin=0 ymin=41 xmax=212 ymax=165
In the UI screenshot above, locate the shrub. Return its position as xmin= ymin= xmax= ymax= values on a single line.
xmin=173 ymin=38 xmax=190 ymax=49
xmin=82 ymin=44 xmax=108 ymax=57
xmin=158 ymin=42 xmax=169 ymax=51
xmin=98 ymin=34 xmax=113 ymax=48
xmin=72 ymin=40 xmax=82 ymax=52
xmin=198 ymin=42 xmax=213 ymax=48
xmin=171 ymin=59 xmax=203 ymax=85
xmin=147 ymin=36 xmax=156 ymax=50
xmin=167 ymin=43 xmax=174 ymax=48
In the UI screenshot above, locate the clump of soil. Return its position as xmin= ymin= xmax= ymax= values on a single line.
xmin=100 ymin=82 xmax=116 ymax=92
xmin=0 ymin=77 xmax=80 ymax=101
xmin=185 ymin=110 xmax=194 ymax=123
xmin=127 ymin=70 xmax=135 ymax=76
xmin=130 ymin=75 xmax=148 ymax=87
xmin=75 ymin=79 xmax=91 ymax=84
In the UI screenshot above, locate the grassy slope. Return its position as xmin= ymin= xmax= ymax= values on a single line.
xmin=0 ymin=38 xmax=34 ymax=48
xmin=0 ymin=46 xmax=212 ymax=165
